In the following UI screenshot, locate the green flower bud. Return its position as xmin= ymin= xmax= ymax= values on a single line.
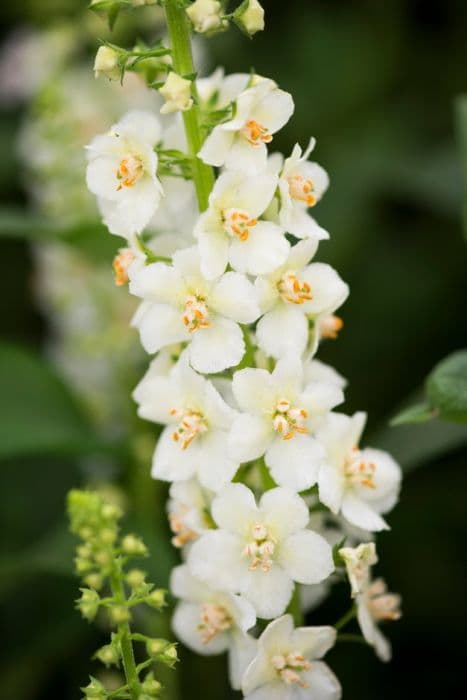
xmin=84 ymin=572 xmax=104 ymax=590
xmin=159 ymin=643 xmax=178 ymax=668
xmin=121 ymin=534 xmax=148 ymax=557
xmin=146 ymin=638 xmax=168 ymax=658
xmin=100 ymin=527 xmax=118 ymax=545
xmin=126 ymin=568 xmax=146 ymax=590
xmin=234 ymin=0 xmax=265 ymax=36
xmin=110 ymin=605 xmax=131 ymax=624
xmin=94 ymin=549 xmax=113 ymax=567
xmin=82 ymin=676 xmax=106 ymax=699
xmin=75 ymin=557 xmax=93 ymax=575
xmin=145 ymin=588 xmax=166 ymax=609
xmin=95 ymin=643 xmax=120 ymax=667
xmin=141 ymin=672 xmax=162 ymax=696
xmin=77 ymin=588 xmax=100 ymax=621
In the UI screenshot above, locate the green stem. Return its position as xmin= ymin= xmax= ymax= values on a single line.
xmin=337 ymin=633 xmax=368 ymax=645
xmin=286 ymin=585 xmax=303 ymax=627
xmin=110 ymin=564 xmax=140 ymax=700
xmin=334 ymin=605 xmax=356 ymax=631
xmin=164 ymin=0 xmax=215 ymax=211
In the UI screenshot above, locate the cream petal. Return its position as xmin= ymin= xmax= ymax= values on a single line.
xmin=256 ymin=305 xmax=308 ymax=359
xmin=132 ymin=302 xmax=189 ymax=353
xmin=188 ymin=530 xmax=246 ymax=591
xmin=229 ymin=630 xmax=258 ymax=691
xmin=189 ymin=316 xmax=244 ymax=374
xmin=291 ymin=626 xmax=336 ymax=660
xmin=197 ymin=227 xmax=230 ymax=280
xmin=252 ymin=89 xmax=294 ymax=133
xmin=318 ymin=463 xmax=345 ymax=514
xmin=243 ymin=566 xmax=294 ymax=619
xmin=198 ymin=126 xmax=235 ymax=166
xmin=259 ymin=487 xmax=310 ymax=538
xmin=299 ymin=661 xmax=342 ymax=700
xmin=279 ymin=530 xmax=334 ymax=584
xmin=228 ymin=413 xmax=274 ymax=464
xmin=211 ymin=483 xmax=258 ymax=535
xmin=172 ymin=601 xmax=229 ymax=655
xmin=210 ymin=272 xmax=260 ymax=323
xmin=232 ymin=367 xmax=277 ymax=414
xmin=151 ymin=426 xmax=199 ymax=482
xmin=341 ymin=492 xmax=389 ymax=532
xmin=197 ymin=430 xmax=240 ymax=492
xmin=301 ymin=263 xmax=349 ymax=317
xmin=266 ymin=434 xmax=324 ymax=492
xmin=228 ymin=222 xmax=290 ymax=276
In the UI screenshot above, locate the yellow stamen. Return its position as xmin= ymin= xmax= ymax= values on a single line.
xmin=241 ymin=119 xmax=272 ymax=146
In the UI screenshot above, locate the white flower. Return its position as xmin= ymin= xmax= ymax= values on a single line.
xmin=199 ymin=79 xmax=294 ymax=173
xmin=197 ymin=70 xmax=252 ymax=109
xmin=168 ymin=478 xmax=214 ymax=548
xmin=133 ymin=355 xmax=240 ymax=491
xmin=317 ymin=412 xmax=402 ymax=531
xmin=86 ymin=110 xmax=163 ymax=239
xmin=339 ymin=542 xmax=378 ymax=597
xmin=356 ymin=577 xmax=401 ymax=662
xmin=229 ymin=355 xmax=344 ymax=491
xmin=235 ymin=0 xmax=265 ymax=36
xmin=255 ymin=240 xmax=349 ymax=359
xmin=188 ymin=483 xmax=334 ymax=619
xmin=267 ymin=138 xmax=330 ymax=239
xmin=129 ymin=246 xmax=260 ymax=373
xmin=186 ymin=0 xmax=226 ymax=34
xmin=171 ymin=564 xmax=257 ymax=689
xmin=303 ymin=357 xmax=347 ymax=391
xmin=93 ymin=45 xmax=120 ymax=81
xmin=194 ymin=170 xmax=288 ymax=279
xmin=159 ymin=71 xmax=193 ymax=114
xmin=242 ymin=615 xmax=341 ymax=700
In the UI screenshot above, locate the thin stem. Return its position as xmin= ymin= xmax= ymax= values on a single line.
xmin=334 ymin=606 xmax=356 ymax=631
xmin=164 ymin=0 xmax=215 ymax=211
xmin=110 ymin=563 xmax=140 ymax=700
xmin=337 ymin=633 xmax=368 ymax=645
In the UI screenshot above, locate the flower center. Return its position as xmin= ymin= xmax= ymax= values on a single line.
xmin=344 ymin=447 xmax=376 ymax=489
xmin=168 ymin=506 xmax=198 ymax=548
xmin=367 ymin=580 xmax=402 ymax=622
xmin=273 ymin=398 xmax=308 ymax=440
xmin=198 ymin=603 xmax=233 ymax=644
xmin=242 ymin=523 xmax=276 ymax=572
xmin=169 ymin=408 xmax=208 ymax=449
xmin=287 ymin=174 xmax=316 ymax=207
xmin=241 ymin=119 xmax=273 ymax=146
xmin=112 ymin=248 xmax=135 ymax=286
xmin=319 ymin=314 xmax=343 ymax=340
xmin=116 ymin=155 xmax=144 ymax=190
xmin=271 ymin=652 xmax=312 ymax=687
xmin=222 ymin=208 xmax=258 ymax=241
xmin=278 ymin=271 xmax=313 ymax=305
xmin=182 ymin=295 xmax=210 ymax=333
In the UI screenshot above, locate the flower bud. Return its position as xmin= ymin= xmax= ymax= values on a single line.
xmin=141 ymin=672 xmax=162 ymax=696
xmin=82 ymin=676 xmax=106 ymax=699
xmin=186 ymin=0 xmax=226 ymax=35
xmin=145 ymin=588 xmax=166 ymax=609
xmin=146 ymin=638 xmax=168 ymax=658
xmin=159 ymin=643 xmax=178 ymax=668
xmin=95 ymin=643 xmax=120 ymax=667
xmin=126 ymin=568 xmax=147 ymax=590
xmin=84 ymin=572 xmax=104 ymax=590
xmin=94 ymin=46 xmax=120 ymax=81
xmin=110 ymin=604 xmax=131 ymax=624
xmin=159 ymin=72 xmax=193 ymax=115
xmin=234 ymin=0 xmax=265 ymax=36
xmin=121 ymin=534 xmax=148 ymax=557
xmin=77 ymin=588 xmax=100 ymax=621
xmin=75 ymin=557 xmax=93 ymax=575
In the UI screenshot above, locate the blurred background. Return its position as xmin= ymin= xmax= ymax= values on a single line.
xmin=0 ymin=0 xmax=466 ymax=698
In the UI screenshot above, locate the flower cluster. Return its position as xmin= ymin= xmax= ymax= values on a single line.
xmin=85 ymin=3 xmax=402 ymax=697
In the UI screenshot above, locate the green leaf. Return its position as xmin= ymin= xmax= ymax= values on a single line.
xmin=0 ymin=343 xmax=100 ymax=459
xmin=426 ymin=350 xmax=467 ymax=423
xmin=390 ymin=401 xmax=436 ymax=426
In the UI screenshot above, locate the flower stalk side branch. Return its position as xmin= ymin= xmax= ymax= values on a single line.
xmin=164 ymin=0 xmax=215 ymax=211
xmin=109 ymin=563 xmax=140 ymax=700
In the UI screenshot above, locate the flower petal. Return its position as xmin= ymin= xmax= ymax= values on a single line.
xmin=132 ymin=302 xmax=189 ymax=353
xmin=279 ymin=530 xmax=334 ymax=584
xmin=259 ymin=487 xmax=310 ymax=538
xmin=172 ymin=601 xmax=229 ymax=655
xmin=229 ymin=630 xmax=258 ymax=691
xmin=188 ymin=530 xmax=246 ymax=592
xmin=189 ymin=317 xmax=244 ymax=374
xmin=299 ymin=661 xmax=342 ymax=700
xmin=291 ymin=626 xmax=336 ymax=660
xmin=341 ymin=492 xmax=389 ymax=532
xmin=228 ymin=413 xmax=274 ymax=463
xmin=151 ymin=426 xmax=199 ymax=482
xmin=229 ymin=222 xmax=290 ymax=276
xmin=256 ymin=305 xmax=308 ymax=359
xmin=243 ymin=566 xmax=294 ymax=619
xmin=197 ymin=430 xmax=240 ymax=492
xmin=197 ymin=227 xmax=230 ymax=280
xmin=211 ymin=482 xmax=258 ymax=535
xmin=266 ymin=434 xmax=324 ymax=492
xmin=210 ymin=272 xmax=260 ymax=323
xmin=232 ymin=367 xmax=276 ymax=414
xmin=198 ymin=126 xmax=234 ymax=166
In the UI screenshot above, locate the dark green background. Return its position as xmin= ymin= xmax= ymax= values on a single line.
xmin=1 ymin=0 xmax=466 ymax=698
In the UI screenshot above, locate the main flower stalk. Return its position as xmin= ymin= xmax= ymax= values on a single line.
xmin=164 ymin=0 xmax=215 ymax=211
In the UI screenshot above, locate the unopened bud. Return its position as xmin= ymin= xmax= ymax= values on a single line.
xmin=110 ymin=604 xmax=131 ymax=624
xmin=160 ymin=72 xmax=193 ymax=115
xmin=84 ymin=572 xmax=104 ymax=590
xmin=235 ymin=0 xmax=265 ymax=36
xmin=121 ymin=534 xmax=148 ymax=557
xmin=159 ymin=643 xmax=178 ymax=668
xmin=82 ymin=676 xmax=106 ymax=699
xmin=145 ymin=588 xmax=166 ymax=609
xmin=94 ymin=45 xmax=120 ymax=81
xmin=75 ymin=557 xmax=93 ymax=575
xmin=186 ymin=0 xmax=226 ymax=35
xmin=146 ymin=638 xmax=168 ymax=658
xmin=141 ymin=672 xmax=162 ymax=696
xmin=77 ymin=588 xmax=100 ymax=621
xmin=95 ymin=643 xmax=120 ymax=667
xmin=126 ymin=568 xmax=146 ymax=590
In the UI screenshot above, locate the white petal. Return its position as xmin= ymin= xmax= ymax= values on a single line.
xmin=151 ymin=426 xmax=199 ymax=482
xmin=271 ymin=354 xmax=304 ymax=394
xmin=287 ymin=238 xmax=319 ymax=269
xmin=211 ymin=483 xmax=258 ymax=535
xmin=198 ymin=126 xmax=234 ymax=166
xmin=300 ymin=661 xmax=342 ymax=700
xmin=291 ymin=626 xmax=336 ymax=659
xmin=341 ymin=492 xmax=389 ymax=532
xmin=232 ymin=367 xmax=276 ymax=414
xmin=254 ymin=276 xmax=279 ymax=313
xmin=301 ymin=263 xmax=349 ymax=317
xmin=256 ymin=305 xmax=308 ymax=359
xmin=225 ymin=172 xmax=278 ymax=218
xmin=197 ymin=430 xmax=240 ymax=492
xmin=86 ymin=154 xmax=121 ymax=200
xmin=300 ymin=161 xmax=330 ymax=200
xmin=197 ymin=227 xmax=230 ymax=280
xmin=225 ymin=136 xmax=268 ymax=174
xmin=129 ymin=262 xmax=182 ymax=303
xmin=304 ymin=359 xmax=347 ymax=390
xmin=188 ymin=530 xmax=246 ymax=591
xmin=243 ymin=566 xmax=294 ymax=619
xmin=229 ymin=222 xmax=290 ymax=276
xmin=300 ymin=382 xmax=344 ymax=417
xmin=229 ymin=631 xmax=258 ymax=691
xmin=279 ymin=530 xmax=334 ymax=584
xmin=244 ymin=682 xmax=292 ymax=700
xmin=133 ymin=373 xmax=175 ymax=425
xmin=202 ymin=380 xmax=237 ymax=429
xmin=280 ymin=202 xmax=329 ymax=240
xmin=132 ymin=302 xmax=189 ymax=353
xmin=189 ymin=317 xmax=244 ymax=374
xmin=259 ymin=487 xmax=310 ymax=538
xmin=228 ymin=413 xmax=274 ymax=463
xmin=172 ymin=601 xmax=229 ymax=655
xmin=266 ymin=434 xmax=324 ymax=492
xmin=257 ymin=614 xmax=294 ymax=654
xmin=355 ymin=448 xmax=401 ymax=512
xmin=253 ymin=89 xmax=294 ymax=133
xmin=357 ymin=598 xmax=391 ymax=662
xmin=170 ymin=564 xmax=208 ymax=602
xmin=210 ymin=272 xmax=260 ymax=323
xmin=318 ymin=463 xmax=345 ymax=514
xmin=118 ymin=109 xmax=162 ymax=144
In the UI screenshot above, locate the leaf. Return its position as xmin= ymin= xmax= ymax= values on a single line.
xmin=390 ymin=401 xmax=436 ymax=426
xmin=426 ymin=350 xmax=467 ymax=423
xmin=0 ymin=343 xmax=101 ymax=459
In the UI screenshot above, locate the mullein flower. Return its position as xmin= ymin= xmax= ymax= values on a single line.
xmin=242 ymin=615 xmax=341 ymax=700
xmin=199 ymin=78 xmax=294 ymax=173
xmin=229 ymin=355 xmax=344 ymax=491
xmin=188 ymin=483 xmax=334 ymax=619
xmin=129 ymin=246 xmax=260 ymax=373
xmin=86 ymin=110 xmax=163 ymax=240
xmin=317 ymin=413 xmax=402 ymax=531
xmin=167 ymin=479 xmax=214 ymax=548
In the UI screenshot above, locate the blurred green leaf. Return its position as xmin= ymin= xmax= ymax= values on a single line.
xmin=391 ymin=402 xmax=435 ymax=426
xmin=426 ymin=350 xmax=467 ymax=424
xmin=455 ymin=95 xmax=467 ymax=241
xmin=0 ymin=342 xmax=102 ymax=459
